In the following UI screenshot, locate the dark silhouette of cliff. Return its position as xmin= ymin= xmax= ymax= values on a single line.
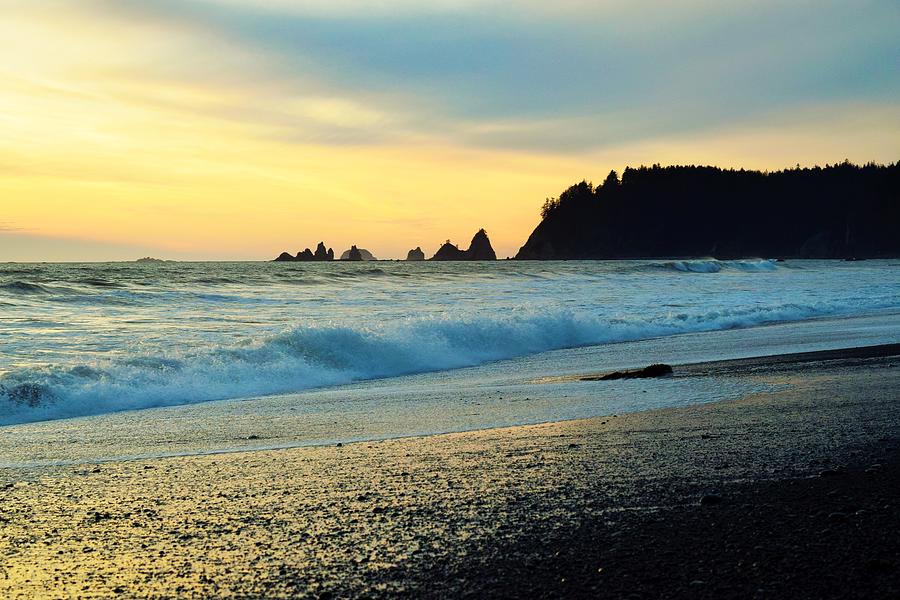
xmin=273 ymin=241 xmax=335 ymax=262
xmin=406 ymin=247 xmax=425 ymax=261
xmin=515 ymin=162 xmax=900 ymax=260
xmin=430 ymin=229 xmax=497 ymax=261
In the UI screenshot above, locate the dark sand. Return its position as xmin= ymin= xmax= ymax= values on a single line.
xmin=1 ymin=345 xmax=899 ymax=598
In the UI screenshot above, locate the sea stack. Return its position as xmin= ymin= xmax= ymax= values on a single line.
xmin=430 ymin=229 xmax=497 ymax=261
xmin=313 ymin=242 xmax=334 ymax=261
xmin=406 ymin=247 xmax=426 ymax=261
xmin=466 ymin=229 xmax=497 ymax=260
xmin=430 ymin=241 xmax=467 ymax=261
xmin=273 ymin=242 xmax=335 ymax=261
xmin=339 ymin=247 xmax=376 ymax=260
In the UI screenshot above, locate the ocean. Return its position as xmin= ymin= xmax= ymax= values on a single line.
xmin=1 ymin=259 xmax=899 ymax=465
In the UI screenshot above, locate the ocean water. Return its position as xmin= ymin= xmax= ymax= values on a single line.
xmin=1 ymin=259 xmax=899 ymax=432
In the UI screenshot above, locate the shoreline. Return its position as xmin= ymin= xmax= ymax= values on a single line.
xmin=4 ymin=341 xmax=898 ymax=468
xmin=547 ymin=342 xmax=900 ymax=383
xmin=1 ymin=345 xmax=899 ymax=597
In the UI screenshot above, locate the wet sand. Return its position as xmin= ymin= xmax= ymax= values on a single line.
xmin=1 ymin=346 xmax=899 ymax=598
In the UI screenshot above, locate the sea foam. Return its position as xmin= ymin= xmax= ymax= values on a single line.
xmin=0 ymin=297 xmax=891 ymax=425
xmin=665 ymin=259 xmax=778 ymax=273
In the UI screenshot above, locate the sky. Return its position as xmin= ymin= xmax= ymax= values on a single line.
xmin=1 ymin=0 xmax=898 ymax=261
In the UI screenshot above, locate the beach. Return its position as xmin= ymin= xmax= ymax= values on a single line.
xmin=4 ymin=2 xmax=899 ymax=596
xmin=2 ymin=345 xmax=898 ymax=599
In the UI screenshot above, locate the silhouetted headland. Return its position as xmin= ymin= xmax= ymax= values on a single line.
xmin=274 ymin=242 xmax=334 ymax=262
xmin=516 ymin=161 xmax=900 ymax=260
xmin=430 ymin=229 xmax=497 ymax=261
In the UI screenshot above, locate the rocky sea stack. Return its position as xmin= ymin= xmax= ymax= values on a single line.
xmin=431 ymin=242 xmax=465 ymax=261
xmin=273 ymin=242 xmax=335 ymax=262
xmin=430 ymin=229 xmax=497 ymax=261
xmin=314 ymin=242 xmax=334 ymax=261
xmin=341 ymin=246 xmax=376 ymax=261
xmin=406 ymin=247 xmax=425 ymax=261
xmin=466 ymin=229 xmax=497 ymax=260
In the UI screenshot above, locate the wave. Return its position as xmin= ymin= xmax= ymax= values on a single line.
xmin=0 ymin=260 xmax=777 ymax=302
xmin=329 ymin=267 xmax=400 ymax=279
xmin=0 ymin=283 xmax=270 ymax=307
xmin=1 ymin=297 xmax=891 ymax=426
xmin=0 ymin=280 xmax=109 ymax=297
xmin=0 ymin=281 xmax=54 ymax=295
xmin=0 ymin=267 xmax=44 ymax=277
xmin=74 ymin=278 xmax=125 ymax=288
xmin=663 ymin=259 xmax=779 ymax=273
xmin=188 ymin=277 xmax=244 ymax=284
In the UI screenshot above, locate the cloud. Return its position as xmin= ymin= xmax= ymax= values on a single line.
xmin=72 ymin=0 xmax=899 ymax=153
xmin=2 ymin=0 xmax=895 ymax=261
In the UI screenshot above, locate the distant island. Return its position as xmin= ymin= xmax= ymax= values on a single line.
xmin=135 ymin=257 xmax=174 ymax=263
xmin=516 ymin=161 xmax=900 ymax=260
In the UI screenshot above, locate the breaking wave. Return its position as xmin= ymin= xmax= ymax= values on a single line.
xmin=0 ymin=298 xmax=887 ymax=425
xmin=663 ymin=259 xmax=779 ymax=273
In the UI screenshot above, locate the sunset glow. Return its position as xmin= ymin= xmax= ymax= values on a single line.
xmin=2 ymin=0 xmax=898 ymax=260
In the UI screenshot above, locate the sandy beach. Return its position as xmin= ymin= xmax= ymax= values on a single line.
xmin=2 ymin=345 xmax=899 ymax=599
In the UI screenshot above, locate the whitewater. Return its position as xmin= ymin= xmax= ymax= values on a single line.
xmin=1 ymin=259 xmax=899 ymax=431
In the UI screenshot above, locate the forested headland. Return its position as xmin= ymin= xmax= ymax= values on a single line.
xmin=516 ymin=162 xmax=900 ymax=260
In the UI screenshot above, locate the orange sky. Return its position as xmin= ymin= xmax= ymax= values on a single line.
xmin=1 ymin=1 xmax=898 ymax=260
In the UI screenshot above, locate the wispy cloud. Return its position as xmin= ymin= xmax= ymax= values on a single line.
xmin=75 ymin=0 xmax=900 ymax=152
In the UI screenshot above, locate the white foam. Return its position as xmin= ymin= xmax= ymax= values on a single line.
xmin=666 ymin=259 xmax=778 ymax=273
xmin=2 ymin=296 xmax=895 ymax=425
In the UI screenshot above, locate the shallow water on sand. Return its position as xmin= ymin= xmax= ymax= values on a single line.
xmin=2 ymin=259 xmax=899 ymax=427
